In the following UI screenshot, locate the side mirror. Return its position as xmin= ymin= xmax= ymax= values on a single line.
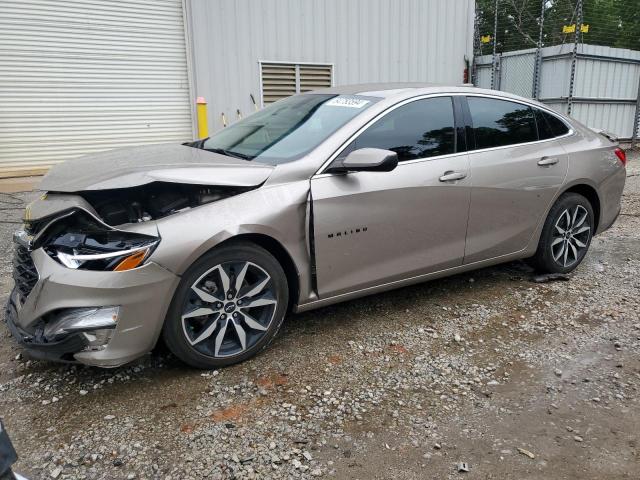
xmin=332 ymin=148 xmax=398 ymax=173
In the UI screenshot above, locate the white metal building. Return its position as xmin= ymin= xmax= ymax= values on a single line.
xmin=0 ymin=0 xmax=475 ymax=178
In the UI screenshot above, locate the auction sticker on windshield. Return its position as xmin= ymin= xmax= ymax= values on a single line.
xmin=326 ymin=97 xmax=370 ymax=108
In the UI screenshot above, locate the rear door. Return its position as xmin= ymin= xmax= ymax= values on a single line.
xmin=462 ymin=96 xmax=569 ymax=264
xmin=311 ymin=96 xmax=471 ymax=298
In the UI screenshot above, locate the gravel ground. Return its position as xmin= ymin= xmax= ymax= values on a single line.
xmin=1 ymin=150 xmax=638 ymax=480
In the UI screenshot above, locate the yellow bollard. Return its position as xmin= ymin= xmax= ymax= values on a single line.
xmin=196 ymin=97 xmax=208 ymax=139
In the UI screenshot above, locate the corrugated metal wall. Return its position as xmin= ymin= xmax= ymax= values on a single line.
xmin=187 ymin=0 xmax=475 ymax=133
xmin=475 ymin=44 xmax=640 ymax=139
xmin=0 ymin=0 xmax=193 ymax=177
xmin=571 ymin=45 xmax=640 ymax=138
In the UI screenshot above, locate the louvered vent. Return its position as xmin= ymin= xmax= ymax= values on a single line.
xmin=260 ymin=63 xmax=297 ymax=105
xmin=260 ymin=62 xmax=333 ymax=105
xmin=299 ymin=65 xmax=333 ymax=93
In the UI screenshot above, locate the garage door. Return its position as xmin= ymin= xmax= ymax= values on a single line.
xmin=0 ymin=0 xmax=193 ymax=178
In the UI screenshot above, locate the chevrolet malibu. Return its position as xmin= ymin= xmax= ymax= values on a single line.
xmin=6 ymin=84 xmax=626 ymax=369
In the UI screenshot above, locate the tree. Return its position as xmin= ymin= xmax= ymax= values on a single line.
xmin=476 ymin=0 xmax=640 ymax=53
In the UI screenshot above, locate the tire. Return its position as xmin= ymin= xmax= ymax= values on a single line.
xmin=162 ymin=242 xmax=288 ymax=369
xmin=529 ymin=192 xmax=594 ymax=274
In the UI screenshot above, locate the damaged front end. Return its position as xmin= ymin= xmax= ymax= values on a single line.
xmin=5 ymin=143 xmax=275 ymax=366
xmin=79 ymin=182 xmax=257 ymax=226
xmin=6 ymin=179 xmax=261 ymax=364
xmin=7 ymin=183 xmax=254 ymax=364
xmin=5 ymin=303 xmax=120 ymax=363
xmin=7 ymin=202 xmax=162 ymax=362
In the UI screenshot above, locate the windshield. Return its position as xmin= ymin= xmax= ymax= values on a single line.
xmin=201 ymin=94 xmax=378 ymax=165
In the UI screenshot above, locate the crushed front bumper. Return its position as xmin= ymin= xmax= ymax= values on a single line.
xmin=5 ymin=300 xmax=89 ymax=363
xmin=5 ymin=248 xmax=180 ymax=367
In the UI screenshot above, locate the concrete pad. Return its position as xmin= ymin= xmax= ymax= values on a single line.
xmin=0 ymin=176 xmax=42 ymax=193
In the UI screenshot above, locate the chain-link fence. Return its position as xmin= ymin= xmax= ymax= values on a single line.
xmin=473 ymin=0 xmax=640 ymax=145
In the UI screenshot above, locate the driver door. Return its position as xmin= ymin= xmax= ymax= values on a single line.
xmin=311 ymin=96 xmax=472 ymax=298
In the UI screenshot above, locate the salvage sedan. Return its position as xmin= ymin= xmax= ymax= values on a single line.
xmin=6 ymin=84 xmax=626 ymax=369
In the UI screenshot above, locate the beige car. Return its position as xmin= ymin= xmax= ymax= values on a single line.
xmin=7 ymin=84 xmax=626 ymax=369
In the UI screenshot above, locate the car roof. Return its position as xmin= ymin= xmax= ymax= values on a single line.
xmin=309 ymin=82 xmax=453 ymax=97
xmin=308 ymin=82 xmax=557 ymax=112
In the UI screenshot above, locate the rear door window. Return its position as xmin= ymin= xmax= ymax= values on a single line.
xmin=467 ymin=97 xmax=537 ymax=149
xmin=355 ymin=97 xmax=456 ymax=161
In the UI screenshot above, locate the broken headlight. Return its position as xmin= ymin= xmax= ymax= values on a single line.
xmin=41 ymin=211 xmax=159 ymax=271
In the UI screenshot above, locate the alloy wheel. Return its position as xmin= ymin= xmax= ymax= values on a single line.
xmin=181 ymin=261 xmax=277 ymax=358
xmin=550 ymin=205 xmax=591 ymax=268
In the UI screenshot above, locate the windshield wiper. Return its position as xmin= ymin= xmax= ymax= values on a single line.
xmin=204 ymin=148 xmax=252 ymax=161
xmin=182 ymin=138 xmax=208 ymax=149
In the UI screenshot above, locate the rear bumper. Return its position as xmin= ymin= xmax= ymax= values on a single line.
xmin=7 ymin=248 xmax=180 ymax=367
xmin=599 ymin=204 xmax=621 ymax=233
xmin=596 ymin=164 xmax=626 ymax=235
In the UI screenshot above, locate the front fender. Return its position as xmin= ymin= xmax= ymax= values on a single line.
xmin=149 ymin=181 xmax=313 ymax=301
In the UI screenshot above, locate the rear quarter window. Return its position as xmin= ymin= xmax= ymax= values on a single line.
xmin=534 ymin=108 xmax=570 ymax=140
xmin=542 ymin=110 xmax=570 ymax=137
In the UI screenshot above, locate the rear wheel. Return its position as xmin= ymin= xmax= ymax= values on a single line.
xmin=163 ymin=242 xmax=288 ymax=369
xmin=529 ymin=192 xmax=594 ymax=274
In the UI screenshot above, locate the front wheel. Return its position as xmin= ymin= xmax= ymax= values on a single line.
xmin=529 ymin=192 xmax=594 ymax=274
xmin=162 ymin=242 xmax=288 ymax=369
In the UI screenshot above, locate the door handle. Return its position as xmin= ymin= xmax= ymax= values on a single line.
xmin=439 ymin=171 xmax=467 ymax=182
xmin=538 ymin=157 xmax=559 ymax=166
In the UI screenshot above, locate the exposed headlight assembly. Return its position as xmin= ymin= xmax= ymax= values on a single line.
xmin=40 ymin=210 xmax=159 ymax=271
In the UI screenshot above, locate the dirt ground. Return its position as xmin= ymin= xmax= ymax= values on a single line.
xmin=0 ymin=150 xmax=638 ymax=480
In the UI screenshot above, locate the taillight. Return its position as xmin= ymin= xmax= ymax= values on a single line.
xmin=614 ymin=148 xmax=627 ymax=166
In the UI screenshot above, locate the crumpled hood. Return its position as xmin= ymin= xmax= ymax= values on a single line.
xmin=39 ymin=143 xmax=275 ymax=192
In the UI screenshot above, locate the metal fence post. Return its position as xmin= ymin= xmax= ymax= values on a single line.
xmin=471 ymin=3 xmax=480 ymax=85
xmin=496 ymin=54 xmax=503 ymax=90
xmin=532 ymin=0 xmax=545 ymax=99
xmin=632 ymin=74 xmax=640 ymax=148
xmin=490 ymin=0 xmax=499 ymax=90
xmin=567 ymin=0 xmax=583 ymax=115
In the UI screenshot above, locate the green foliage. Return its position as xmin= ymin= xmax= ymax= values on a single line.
xmin=476 ymin=0 xmax=640 ymax=53
xmin=583 ymin=0 xmax=640 ymax=50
